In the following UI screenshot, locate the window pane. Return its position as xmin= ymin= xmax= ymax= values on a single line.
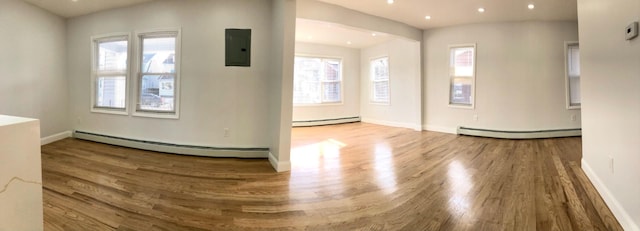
xmin=96 ymin=76 xmax=126 ymax=108
xmin=450 ymin=77 xmax=473 ymax=105
xmin=568 ymin=45 xmax=580 ymax=77
xmin=372 ymin=57 xmax=389 ymax=81
xmin=323 ymin=60 xmax=341 ymax=81
xmin=451 ymin=47 xmax=474 ymax=76
xmin=142 ymin=37 xmax=176 ymax=73
xmin=140 ymin=75 xmax=175 ymax=111
xmin=373 ymin=81 xmax=390 ymax=103
xmin=322 ymin=82 xmax=341 ymax=103
xmin=97 ymin=40 xmax=127 ymax=72
xmin=569 ymin=72 xmax=581 ymax=106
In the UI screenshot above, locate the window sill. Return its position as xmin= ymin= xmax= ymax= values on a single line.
xmin=448 ymin=104 xmax=474 ymax=110
xmin=567 ymin=105 xmax=581 ymax=110
xmin=370 ymin=101 xmax=390 ymax=106
xmin=294 ymin=102 xmax=344 ymax=107
xmin=132 ymin=111 xmax=179 ymax=119
xmin=91 ymin=108 xmax=128 ymax=116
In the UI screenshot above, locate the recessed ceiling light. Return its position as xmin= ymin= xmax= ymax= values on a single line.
xmin=372 ymin=33 xmax=377 ymax=37
xmin=307 ymin=35 xmax=313 ymax=39
xmin=347 ymin=41 xmax=352 ymax=45
xmin=387 ymin=0 xmax=394 ymax=4
xmin=71 ymin=0 xmax=78 ymax=2
xmin=478 ymin=7 xmax=485 ymax=13
xmin=528 ymin=4 xmax=535 ymax=9
xmin=425 ymin=15 xmax=431 ymax=20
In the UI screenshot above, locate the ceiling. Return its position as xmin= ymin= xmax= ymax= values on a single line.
xmin=296 ymin=19 xmax=396 ymax=49
xmin=21 ymin=0 xmax=153 ymax=18
xmin=317 ymin=0 xmax=577 ymax=29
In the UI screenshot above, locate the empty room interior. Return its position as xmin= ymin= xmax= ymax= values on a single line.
xmin=1 ymin=0 xmax=639 ymax=230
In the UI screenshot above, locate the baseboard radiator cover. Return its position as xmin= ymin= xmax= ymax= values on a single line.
xmin=457 ymin=127 xmax=582 ymax=139
xmin=292 ymin=116 xmax=360 ymax=127
xmin=74 ymin=131 xmax=269 ymax=158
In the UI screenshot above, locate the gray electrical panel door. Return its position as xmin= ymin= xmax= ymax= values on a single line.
xmin=225 ymin=29 xmax=251 ymax=67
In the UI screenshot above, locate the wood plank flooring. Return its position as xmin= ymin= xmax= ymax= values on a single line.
xmin=41 ymin=122 xmax=623 ymax=230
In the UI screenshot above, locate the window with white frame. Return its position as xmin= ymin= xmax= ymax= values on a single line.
xmin=293 ymin=56 xmax=342 ymax=105
xmin=92 ymin=35 xmax=129 ymax=111
xmin=136 ymin=31 xmax=180 ymax=115
xmin=565 ymin=42 xmax=581 ymax=109
xmin=371 ymin=57 xmax=390 ymax=104
xmin=449 ymin=44 xmax=476 ymax=107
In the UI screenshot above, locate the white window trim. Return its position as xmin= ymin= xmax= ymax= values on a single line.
xmin=448 ymin=43 xmax=477 ymax=110
xmin=90 ymin=32 xmax=131 ymax=116
xmin=564 ymin=41 xmax=581 ymax=110
xmin=370 ymin=56 xmax=391 ymax=105
xmin=293 ymin=54 xmax=344 ymax=106
xmin=132 ymin=28 xmax=182 ymax=119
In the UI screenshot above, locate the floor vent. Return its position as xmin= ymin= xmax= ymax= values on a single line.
xmin=457 ymin=127 xmax=582 ymax=139
xmin=74 ymin=131 xmax=269 ymax=158
xmin=292 ymin=116 xmax=360 ymax=127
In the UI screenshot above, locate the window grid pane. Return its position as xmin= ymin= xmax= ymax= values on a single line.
xmin=97 ymin=40 xmax=128 ymax=73
xmin=293 ymin=56 xmax=342 ymax=104
xmin=567 ymin=43 xmax=580 ymax=107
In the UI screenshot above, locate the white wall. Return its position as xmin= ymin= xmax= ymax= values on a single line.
xmin=423 ymin=21 xmax=581 ymax=133
xmin=67 ymin=0 xmax=276 ymax=148
xmin=0 ymin=0 xmax=69 ymax=138
xmin=293 ymin=42 xmax=360 ymax=122
xmin=577 ymin=0 xmax=640 ymax=229
xmin=267 ymin=0 xmax=296 ymax=172
xmin=360 ymin=38 xmax=422 ymax=130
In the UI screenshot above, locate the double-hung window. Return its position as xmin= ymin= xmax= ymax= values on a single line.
xmin=565 ymin=42 xmax=580 ymax=109
xmin=135 ymin=30 xmax=181 ymax=117
xmin=92 ymin=34 xmax=129 ymax=114
xmin=449 ymin=44 xmax=476 ymax=108
xmin=293 ymin=56 xmax=342 ymax=105
xmin=371 ymin=57 xmax=390 ymax=104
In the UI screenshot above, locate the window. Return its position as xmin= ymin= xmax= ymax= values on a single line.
xmin=449 ymin=44 xmax=476 ymax=108
xmin=565 ymin=42 xmax=581 ymax=109
xmin=293 ymin=56 xmax=342 ymax=105
xmin=370 ymin=57 xmax=390 ymax=104
xmin=135 ymin=30 xmax=180 ymax=117
xmin=91 ymin=34 xmax=129 ymax=113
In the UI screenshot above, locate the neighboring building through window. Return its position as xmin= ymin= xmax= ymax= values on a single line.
xmin=566 ymin=42 xmax=581 ymax=109
xmin=293 ymin=56 xmax=342 ymax=105
xmin=371 ymin=57 xmax=390 ymax=104
xmin=136 ymin=30 xmax=180 ymax=116
xmin=449 ymin=44 xmax=476 ymax=107
xmin=92 ymin=34 xmax=129 ymax=113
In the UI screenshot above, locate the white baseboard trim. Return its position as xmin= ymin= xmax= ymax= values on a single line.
xmin=292 ymin=117 xmax=360 ymax=127
xmin=74 ymin=130 xmax=269 ymax=159
xmin=457 ymin=127 xmax=581 ymax=139
xmin=361 ymin=118 xmax=421 ymax=131
xmin=423 ymin=125 xmax=457 ymax=134
xmin=582 ymin=159 xmax=640 ymax=231
xmin=41 ymin=131 xmax=72 ymax=145
xmin=268 ymin=152 xmax=291 ymax=172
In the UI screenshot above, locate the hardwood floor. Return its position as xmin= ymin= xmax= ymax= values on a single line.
xmin=41 ymin=122 xmax=622 ymax=230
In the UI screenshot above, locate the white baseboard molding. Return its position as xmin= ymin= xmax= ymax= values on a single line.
xmin=457 ymin=127 xmax=581 ymax=139
xmin=582 ymin=159 xmax=639 ymax=231
xmin=268 ymin=152 xmax=291 ymax=172
xmin=423 ymin=125 xmax=457 ymax=134
xmin=41 ymin=131 xmax=72 ymax=145
xmin=74 ymin=131 xmax=269 ymax=159
xmin=292 ymin=117 xmax=360 ymax=127
xmin=361 ymin=118 xmax=421 ymax=131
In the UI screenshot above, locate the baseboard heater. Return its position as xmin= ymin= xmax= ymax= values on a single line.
xmin=73 ymin=131 xmax=269 ymax=158
xmin=457 ymin=127 xmax=582 ymax=139
xmin=292 ymin=116 xmax=360 ymax=127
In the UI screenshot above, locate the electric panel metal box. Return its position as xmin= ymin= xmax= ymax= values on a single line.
xmin=225 ymin=29 xmax=251 ymax=67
